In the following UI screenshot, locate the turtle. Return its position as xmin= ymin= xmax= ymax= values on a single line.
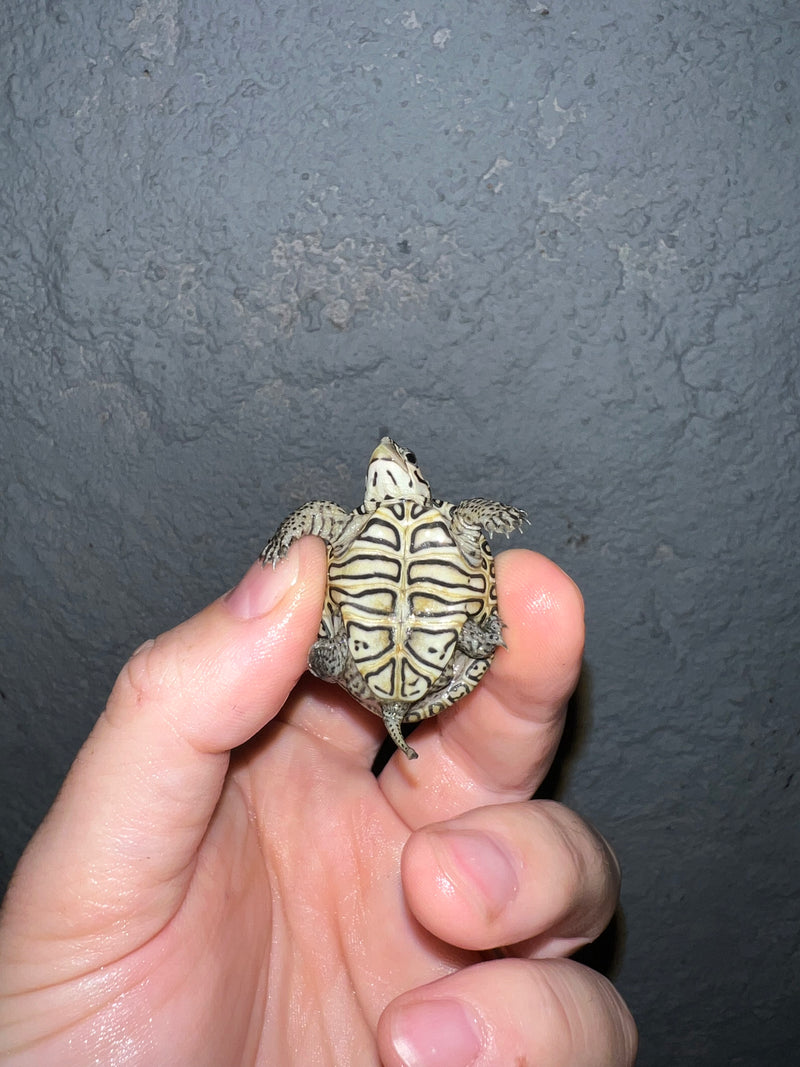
xmin=260 ymin=438 xmax=527 ymax=759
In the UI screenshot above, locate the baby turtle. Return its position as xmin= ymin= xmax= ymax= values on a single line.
xmin=260 ymin=438 xmax=527 ymax=759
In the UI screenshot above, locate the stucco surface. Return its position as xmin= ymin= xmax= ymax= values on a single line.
xmin=1 ymin=2 xmax=799 ymax=1063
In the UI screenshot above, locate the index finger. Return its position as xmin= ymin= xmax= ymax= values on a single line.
xmin=0 ymin=538 xmax=327 ymax=976
xmin=379 ymin=550 xmax=584 ymax=827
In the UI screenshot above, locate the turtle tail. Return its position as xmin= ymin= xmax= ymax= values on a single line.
xmin=382 ymin=703 xmax=419 ymax=760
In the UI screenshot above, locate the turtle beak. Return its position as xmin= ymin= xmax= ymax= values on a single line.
xmin=371 ymin=438 xmax=397 ymax=463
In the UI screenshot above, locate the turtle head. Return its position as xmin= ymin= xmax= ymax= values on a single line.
xmin=364 ymin=438 xmax=431 ymax=507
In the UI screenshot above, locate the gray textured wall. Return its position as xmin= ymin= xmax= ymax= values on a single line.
xmin=2 ymin=1 xmax=798 ymax=1063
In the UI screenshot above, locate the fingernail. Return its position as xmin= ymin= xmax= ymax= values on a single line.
xmin=435 ymin=830 xmax=519 ymax=918
xmin=391 ymin=999 xmax=482 ymax=1067
xmin=224 ymin=549 xmax=300 ymax=619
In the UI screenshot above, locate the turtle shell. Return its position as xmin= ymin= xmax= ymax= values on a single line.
xmin=323 ymin=498 xmax=496 ymax=705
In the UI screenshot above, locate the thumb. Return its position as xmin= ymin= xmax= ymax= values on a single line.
xmin=0 ymin=537 xmax=326 ymax=969
xmin=119 ymin=535 xmax=326 ymax=753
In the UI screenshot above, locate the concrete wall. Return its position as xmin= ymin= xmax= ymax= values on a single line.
xmin=2 ymin=2 xmax=798 ymax=1062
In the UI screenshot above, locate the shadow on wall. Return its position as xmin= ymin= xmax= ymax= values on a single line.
xmin=537 ymin=666 xmax=593 ymax=802
xmin=538 ymin=668 xmax=628 ymax=980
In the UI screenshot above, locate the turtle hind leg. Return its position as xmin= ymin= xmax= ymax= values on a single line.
xmin=260 ymin=500 xmax=350 ymax=566
xmin=458 ymin=612 xmax=507 ymax=656
xmin=382 ymin=703 xmax=419 ymax=760
xmin=308 ymin=634 xmax=348 ymax=681
xmin=402 ymin=651 xmax=493 ymax=725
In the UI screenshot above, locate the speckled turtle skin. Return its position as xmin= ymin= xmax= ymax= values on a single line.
xmin=260 ymin=438 xmax=527 ymax=759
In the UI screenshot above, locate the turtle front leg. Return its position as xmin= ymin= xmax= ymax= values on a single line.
xmin=447 ymin=497 xmax=528 ymax=563
xmin=260 ymin=501 xmax=350 ymax=566
xmin=452 ymin=497 xmax=528 ymax=536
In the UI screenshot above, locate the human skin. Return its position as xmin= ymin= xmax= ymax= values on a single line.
xmin=0 ymin=539 xmax=637 ymax=1065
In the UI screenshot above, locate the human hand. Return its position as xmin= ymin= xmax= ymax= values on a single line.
xmin=0 ymin=539 xmax=636 ymax=1065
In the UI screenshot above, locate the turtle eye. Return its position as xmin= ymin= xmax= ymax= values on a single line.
xmin=406 ymin=451 xmax=417 ymax=464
